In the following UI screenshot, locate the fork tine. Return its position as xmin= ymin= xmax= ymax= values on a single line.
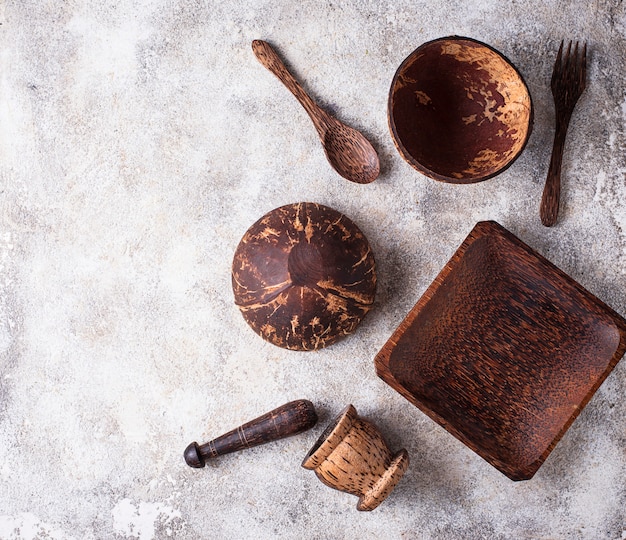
xmin=564 ymin=41 xmax=573 ymax=74
xmin=555 ymin=40 xmax=564 ymax=65
xmin=581 ymin=42 xmax=587 ymax=89
xmin=552 ymin=40 xmax=564 ymax=86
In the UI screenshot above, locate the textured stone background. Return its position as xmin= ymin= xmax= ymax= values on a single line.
xmin=1 ymin=0 xmax=626 ymax=538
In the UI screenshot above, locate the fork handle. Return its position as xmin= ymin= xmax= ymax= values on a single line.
xmin=540 ymin=114 xmax=572 ymax=227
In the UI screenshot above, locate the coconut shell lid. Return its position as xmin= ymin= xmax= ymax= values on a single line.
xmin=232 ymin=202 xmax=376 ymax=351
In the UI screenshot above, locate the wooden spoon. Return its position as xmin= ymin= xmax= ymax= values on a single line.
xmin=252 ymin=40 xmax=379 ymax=184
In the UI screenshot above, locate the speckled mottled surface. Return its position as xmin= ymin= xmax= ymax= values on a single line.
xmin=1 ymin=1 xmax=625 ymax=539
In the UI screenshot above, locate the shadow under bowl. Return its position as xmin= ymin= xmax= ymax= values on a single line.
xmin=388 ymin=36 xmax=533 ymax=184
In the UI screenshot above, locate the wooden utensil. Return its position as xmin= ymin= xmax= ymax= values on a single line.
xmin=252 ymin=40 xmax=380 ymax=184
xmin=302 ymin=404 xmax=409 ymax=511
xmin=540 ymin=40 xmax=587 ymax=226
xmin=184 ymin=399 xmax=318 ymax=467
xmin=375 ymin=221 xmax=626 ymax=481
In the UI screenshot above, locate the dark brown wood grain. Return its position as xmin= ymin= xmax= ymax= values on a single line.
xmin=388 ymin=36 xmax=533 ymax=183
xmin=375 ymin=221 xmax=626 ymax=481
xmin=251 ymin=40 xmax=379 ymax=184
xmin=302 ymin=404 xmax=409 ymax=511
xmin=184 ymin=400 xmax=318 ymax=467
xmin=232 ymin=202 xmax=376 ymax=351
xmin=540 ymin=41 xmax=587 ymax=227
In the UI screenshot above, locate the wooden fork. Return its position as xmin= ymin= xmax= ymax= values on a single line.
xmin=540 ymin=40 xmax=587 ymax=227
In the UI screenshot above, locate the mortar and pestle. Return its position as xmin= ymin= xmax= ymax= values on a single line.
xmin=185 ymin=401 xmax=408 ymax=511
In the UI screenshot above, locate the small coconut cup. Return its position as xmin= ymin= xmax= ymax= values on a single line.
xmin=388 ymin=36 xmax=533 ymax=183
xmin=232 ymin=203 xmax=376 ymax=351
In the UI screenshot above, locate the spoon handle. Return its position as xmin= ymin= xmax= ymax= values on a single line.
xmin=252 ymin=40 xmax=329 ymax=136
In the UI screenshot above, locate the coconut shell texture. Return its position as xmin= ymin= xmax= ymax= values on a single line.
xmin=388 ymin=37 xmax=532 ymax=183
xmin=232 ymin=203 xmax=376 ymax=351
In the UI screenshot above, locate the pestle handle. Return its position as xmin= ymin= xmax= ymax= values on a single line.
xmin=184 ymin=399 xmax=318 ymax=468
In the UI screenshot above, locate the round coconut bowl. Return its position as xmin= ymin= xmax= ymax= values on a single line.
xmin=388 ymin=36 xmax=533 ymax=184
xmin=232 ymin=203 xmax=376 ymax=351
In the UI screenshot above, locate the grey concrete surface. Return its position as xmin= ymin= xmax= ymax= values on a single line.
xmin=1 ymin=0 xmax=626 ymax=538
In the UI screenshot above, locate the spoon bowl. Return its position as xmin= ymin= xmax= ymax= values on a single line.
xmin=252 ymin=40 xmax=379 ymax=184
xmin=322 ymin=120 xmax=380 ymax=184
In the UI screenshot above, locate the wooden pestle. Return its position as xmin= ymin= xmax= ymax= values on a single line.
xmin=184 ymin=399 xmax=318 ymax=467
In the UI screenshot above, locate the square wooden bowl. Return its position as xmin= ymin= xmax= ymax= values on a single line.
xmin=375 ymin=221 xmax=626 ymax=480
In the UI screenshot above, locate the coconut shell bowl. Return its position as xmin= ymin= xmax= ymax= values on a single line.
xmin=388 ymin=36 xmax=533 ymax=183
xmin=232 ymin=203 xmax=376 ymax=351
